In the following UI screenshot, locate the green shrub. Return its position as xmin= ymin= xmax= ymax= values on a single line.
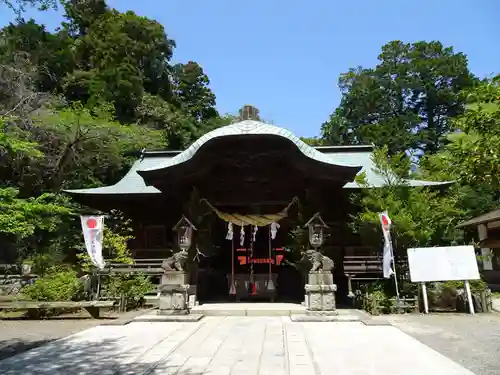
xmin=104 ymin=273 xmax=153 ymax=310
xmin=424 ymin=279 xmax=488 ymax=311
xmin=22 ymin=266 xmax=83 ymax=301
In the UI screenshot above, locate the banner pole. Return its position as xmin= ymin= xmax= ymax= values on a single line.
xmin=96 ymin=270 xmax=101 ymax=301
xmin=388 ymin=232 xmax=401 ymax=301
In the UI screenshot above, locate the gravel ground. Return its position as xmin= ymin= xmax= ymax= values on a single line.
xmin=0 ymin=309 xmax=150 ymax=361
xmin=0 ymin=319 xmax=104 ymax=361
xmin=375 ymin=313 xmax=500 ymax=375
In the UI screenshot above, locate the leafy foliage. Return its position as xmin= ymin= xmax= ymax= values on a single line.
xmin=422 ymin=77 xmax=500 ymax=188
xmin=321 ymin=41 xmax=475 ymax=155
xmin=22 ymin=265 xmax=83 ymax=301
xmin=0 ymin=0 xmax=227 ymax=269
xmin=0 ymin=187 xmax=72 ymax=240
xmin=104 ymin=273 xmax=153 ymax=309
xmin=351 ymin=147 xmax=466 ymax=251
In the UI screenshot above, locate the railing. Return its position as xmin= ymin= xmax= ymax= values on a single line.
xmin=343 ymin=255 xmax=408 ymax=275
xmin=102 ymin=258 xmax=165 ymax=275
xmin=343 ymin=255 xmax=383 ymax=275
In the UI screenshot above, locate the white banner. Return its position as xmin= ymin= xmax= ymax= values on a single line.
xmin=81 ymin=215 xmax=105 ymax=270
xmin=380 ymin=212 xmax=394 ymax=278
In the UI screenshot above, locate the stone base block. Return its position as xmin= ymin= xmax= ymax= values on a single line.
xmin=304 ymin=283 xmax=337 ymax=312
xmin=159 ymin=283 xmax=189 ymax=315
xmin=161 ymin=271 xmax=188 ymax=286
xmin=308 ymin=271 xmax=334 ymax=285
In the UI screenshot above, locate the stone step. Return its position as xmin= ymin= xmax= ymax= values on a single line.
xmin=132 ymin=313 xmax=204 ymax=322
xmin=190 ymin=302 xmax=305 ymax=316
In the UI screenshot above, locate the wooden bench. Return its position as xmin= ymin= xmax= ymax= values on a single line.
xmin=0 ymin=300 xmax=115 ymax=319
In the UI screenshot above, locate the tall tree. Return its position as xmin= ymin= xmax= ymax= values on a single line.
xmin=171 ymin=61 xmax=218 ymax=122
xmin=321 ymin=41 xmax=475 ymax=155
xmin=421 ymin=76 xmax=500 ymax=190
xmin=60 ymin=4 xmax=175 ymax=120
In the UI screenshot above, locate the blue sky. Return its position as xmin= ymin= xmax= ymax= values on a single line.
xmin=1 ymin=0 xmax=498 ymax=137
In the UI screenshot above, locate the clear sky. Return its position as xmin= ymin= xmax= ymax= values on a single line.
xmin=0 ymin=0 xmax=499 ymax=136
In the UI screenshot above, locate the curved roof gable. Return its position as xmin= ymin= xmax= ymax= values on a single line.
xmin=137 ymin=120 xmax=358 ymax=173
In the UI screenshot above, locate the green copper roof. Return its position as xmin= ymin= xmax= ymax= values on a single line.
xmin=137 ymin=120 xmax=356 ymax=173
xmin=65 ymin=156 xmax=162 ymax=195
xmin=64 ymin=121 xmax=451 ymax=196
xmin=317 ymin=146 xmax=452 ymax=189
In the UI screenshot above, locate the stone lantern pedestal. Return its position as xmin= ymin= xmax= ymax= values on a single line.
xmin=304 ymin=271 xmax=337 ymax=314
xmin=158 ymin=271 xmax=190 ymax=315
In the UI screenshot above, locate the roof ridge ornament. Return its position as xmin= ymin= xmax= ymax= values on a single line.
xmin=239 ymin=105 xmax=261 ymax=121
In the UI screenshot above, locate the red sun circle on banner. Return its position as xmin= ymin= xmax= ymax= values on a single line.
xmin=86 ymin=218 xmax=97 ymax=229
xmin=381 ymin=215 xmax=389 ymax=226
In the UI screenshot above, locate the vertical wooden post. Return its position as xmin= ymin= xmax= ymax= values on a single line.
xmin=478 ymin=224 xmax=493 ymax=270
xmin=267 ymin=226 xmax=275 ymax=293
xmin=229 ymin=235 xmax=236 ymax=296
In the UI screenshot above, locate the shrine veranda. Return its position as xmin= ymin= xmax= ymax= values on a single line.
xmin=65 ymin=115 xmax=448 ymax=304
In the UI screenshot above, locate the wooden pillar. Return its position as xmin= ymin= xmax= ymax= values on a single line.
xmin=478 ymin=224 xmax=493 ymax=271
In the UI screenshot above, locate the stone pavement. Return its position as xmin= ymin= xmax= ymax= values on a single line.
xmin=0 ymin=317 xmax=475 ymax=375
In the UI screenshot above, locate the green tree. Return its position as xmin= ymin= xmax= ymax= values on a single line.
xmin=60 ymin=5 xmax=175 ymax=120
xmin=299 ymin=137 xmax=325 ymax=146
xmin=0 ymin=0 xmax=230 ymax=270
xmin=321 ymin=41 xmax=475 ymax=155
xmin=352 ymin=147 xmax=466 ymax=252
xmin=32 ymin=102 xmax=166 ymax=190
xmin=0 ymin=187 xmax=73 ymax=262
xmin=423 ymin=77 xmax=500 ymax=188
xmin=417 ymin=76 xmax=500 ymax=219
xmin=171 ymin=61 xmax=218 ymax=122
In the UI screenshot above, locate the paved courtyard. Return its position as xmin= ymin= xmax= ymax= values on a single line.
xmin=0 ymin=316 xmax=475 ymax=375
xmin=378 ymin=313 xmax=500 ymax=375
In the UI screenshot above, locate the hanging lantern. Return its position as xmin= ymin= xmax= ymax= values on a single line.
xmin=304 ymin=213 xmax=329 ymax=249
xmin=172 ymin=215 xmax=197 ymax=250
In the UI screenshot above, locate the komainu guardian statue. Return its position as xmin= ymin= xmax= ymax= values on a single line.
xmin=161 ymin=249 xmax=189 ymax=272
xmin=301 ymin=249 xmax=334 ymax=272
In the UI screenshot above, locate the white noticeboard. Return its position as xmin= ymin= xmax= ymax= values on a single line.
xmin=407 ymin=245 xmax=480 ymax=315
xmin=407 ymin=245 xmax=480 ymax=283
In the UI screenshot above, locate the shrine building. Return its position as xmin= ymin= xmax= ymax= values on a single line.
xmin=65 ymin=106 xmax=449 ymax=305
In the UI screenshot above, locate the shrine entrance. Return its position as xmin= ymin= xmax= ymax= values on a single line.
xmin=195 ymin=199 xmax=305 ymax=303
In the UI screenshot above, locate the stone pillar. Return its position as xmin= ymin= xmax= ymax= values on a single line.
xmin=304 ymin=271 xmax=337 ymax=315
xmin=159 ymin=271 xmax=190 ymax=315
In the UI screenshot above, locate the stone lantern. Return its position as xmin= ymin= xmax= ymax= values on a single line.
xmin=173 ymin=215 xmax=196 ymax=250
xmin=302 ymin=213 xmax=337 ymax=316
xmin=158 ymin=216 xmax=197 ymax=317
xmin=304 ymin=212 xmax=328 ymax=249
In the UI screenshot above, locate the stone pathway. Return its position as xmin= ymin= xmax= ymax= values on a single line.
xmin=0 ymin=317 xmax=475 ymax=375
